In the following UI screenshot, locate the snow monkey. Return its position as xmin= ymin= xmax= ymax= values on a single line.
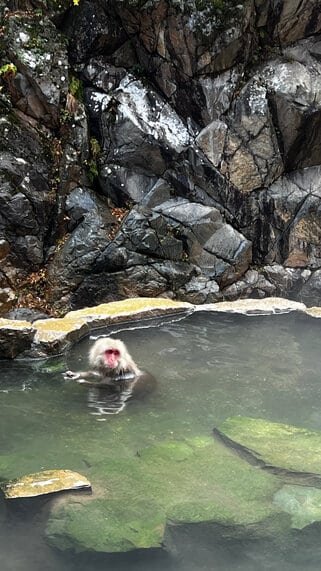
xmin=64 ymin=338 xmax=156 ymax=415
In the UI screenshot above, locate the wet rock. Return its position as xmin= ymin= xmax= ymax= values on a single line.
xmin=297 ymin=269 xmax=321 ymax=307
xmin=46 ymin=435 xmax=286 ymax=553
xmin=32 ymin=317 xmax=89 ymax=357
xmin=2 ymin=0 xmax=321 ymax=310
xmin=221 ymin=269 xmax=276 ymax=301
xmin=5 ymin=12 xmax=69 ymax=126
xmin=0 ymin=239 xmax=10 ymax=261
xmin=70 ymin=198 xmax=251 ymax=307
xmin=0 ymin=287 xmax=16 ymax=314
xmin=99 ymin=165 xmax=158 ymax=207
xmin=115 ymin=0 xmax=254 ymax=123
xmin=46 ymin=199 xmax=114 ymax=306
xmin=2 ymin=469 xmax=91 ymax=499
xmin=178 ymin=276 xmax=221 ymax=304
xmin=266 ymin=166 xmax=321 ymax=268
xmin=0 ymin=319 xmax=35 ymax=358
xmin=85 ymin=74 xmax=192 ymax=186
xmin=256 ymin=0 xmax=321 ymax=46
xmin=0 ymin=116 xmax=54 ymax=274
xmin=61 ymin=0 xmax=127 ymax=64
xmin=4 ymin=307 xmax=50 ymax=322
xmin=216 ymin=416 xmax=321 ymax=482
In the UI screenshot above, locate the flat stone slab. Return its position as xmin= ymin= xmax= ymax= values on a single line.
xmin=215 ymin=417 xmax=321 ymax=480
xmin=0 ymin=319 xmax=35 ymax=358
xmin=64 ymin=297 xmax=192 ymax=327
xmin=199 ymin=297 xmax=306 ymax=315
xmin=32 ymin=317 xmax=90 ymax=356
xmin=1 ymin=469 xmax=91 ymax=499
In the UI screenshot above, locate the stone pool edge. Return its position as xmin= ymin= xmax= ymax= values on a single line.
xmin=0 ymin=296 xmax=318 ymax=359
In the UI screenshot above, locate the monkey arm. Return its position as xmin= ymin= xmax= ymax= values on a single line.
xmin=63 ymin=370 xmax=103 ymax=381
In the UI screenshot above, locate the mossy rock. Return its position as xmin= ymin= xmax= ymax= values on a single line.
xmin=46 ymin=435 xmax=288 ymax=554
xmin=274 ymin=485 xmax=321 ymax=530
xmin=217 ymin=417 xmax=321 ymax=478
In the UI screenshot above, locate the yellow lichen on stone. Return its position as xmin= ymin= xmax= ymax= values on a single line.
xmin=33 ymin=318 xmax=89 ymax=348
xmin=2 ymin=469 xmax=91 ymax=499
xmin=65 ymin=297 xmax=192 ymax=319
xmin=0 ymin=318 xmax=33 ymax=329
xmin=304 ymin=307 xmax=321 ymax=318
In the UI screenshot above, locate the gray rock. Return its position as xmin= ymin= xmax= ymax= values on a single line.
xmin=297 ymin=270 xmax=321 ymax=307
xmin=0 ymin=324 xmax=35 ymax=359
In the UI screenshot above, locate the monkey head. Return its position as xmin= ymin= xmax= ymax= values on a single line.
xmin=89 ymin=338 xmax=140 ymax=378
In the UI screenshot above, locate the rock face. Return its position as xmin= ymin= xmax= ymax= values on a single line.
xmin=1 ymin=0 xmax=321 ymax=313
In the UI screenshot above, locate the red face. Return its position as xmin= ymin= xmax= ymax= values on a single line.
xmin=104 ymin=348 xmax=120 ymax=369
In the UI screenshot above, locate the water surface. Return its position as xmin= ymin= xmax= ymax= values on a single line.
xmin=1 ymin=310 xmax=321 ymax=570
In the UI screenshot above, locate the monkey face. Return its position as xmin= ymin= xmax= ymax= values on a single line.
xmin=104 ymin=348 xmax=120 ymax=369
xmin=89 ymin=337 xmax=141 ymax=378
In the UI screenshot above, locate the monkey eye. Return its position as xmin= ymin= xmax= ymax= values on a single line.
xmin=105 ymin=349 xmax=120 ymax=357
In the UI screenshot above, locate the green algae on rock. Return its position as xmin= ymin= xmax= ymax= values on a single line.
xmin=274 ymin=485 xmax=321 ymax=530
xmin=65 ymin=297 xmax=192 ymax=325
xmin=1 ymin=469 xmax=91 ymax=499
xmin=46 ymin=435 xmax=288 ymax=554
xmin=216 ymin=417 xmax=321 ymax=480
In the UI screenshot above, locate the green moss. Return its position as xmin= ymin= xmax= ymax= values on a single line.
xmin=46 ymin=435 xmax=287 ymax=553
xmin=0 ymin=63 xmax=17 ymax=76
xmin=218 ymin=417 xmax=321 ymax=476
xmin=274 ymin=485 xmax=321 ymax=530
xmin=69 ymin=75 xmax=83 ymax=101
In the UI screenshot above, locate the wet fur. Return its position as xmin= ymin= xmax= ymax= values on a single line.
xmin=89 ymin=338 xmax=141 ymax=378
xmin=63 ymin=337 xmax=156 ymax=414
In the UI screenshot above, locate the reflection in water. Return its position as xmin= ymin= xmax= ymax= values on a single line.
xmin=1 ymin=311 xmax=321 ymax=570
xmin=87 ymin=385 xmax=136 ymax=417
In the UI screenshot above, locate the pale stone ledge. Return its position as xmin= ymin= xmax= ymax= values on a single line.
xmin=0 ymin=298 xmax=192 ymax=358
xmin=304 ymin=307 xmax=321 ymax=318
xmin=197 ymin=297 xmax=307 ymax=315
xmin=32 ymin=317 xmax=90 ymax=357
xmin=64 ymin=297 xmax=192 ymax=326
xmin=1 ymin=297 xmax=320 ymax=359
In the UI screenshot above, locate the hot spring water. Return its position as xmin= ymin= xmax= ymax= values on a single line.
xmin=1 ymin=311 xmax=321 ymax=570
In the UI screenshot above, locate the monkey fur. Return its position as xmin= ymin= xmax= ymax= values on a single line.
xmin=64 ymin=337 xmax=155 ymax=415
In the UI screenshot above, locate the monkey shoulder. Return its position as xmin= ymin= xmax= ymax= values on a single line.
xmin=131 ymin=371 xmax=157 ymax=395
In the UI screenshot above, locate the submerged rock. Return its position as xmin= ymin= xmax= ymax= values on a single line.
xmin=45 ymin=435 xmax=287 ymax=553
xmin=44 ymin=416 xmax=321 ymax=555
xmin=274 ymin=485 xmax=321 ymax=530
xmin=215 ymin=417 xmax=321 ymax=484
xmin=1 ymin=469 xmax=91 ymax=499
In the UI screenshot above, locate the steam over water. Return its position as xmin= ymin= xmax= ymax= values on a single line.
xmin=1 ymin=311 xmax=321 ymax=570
